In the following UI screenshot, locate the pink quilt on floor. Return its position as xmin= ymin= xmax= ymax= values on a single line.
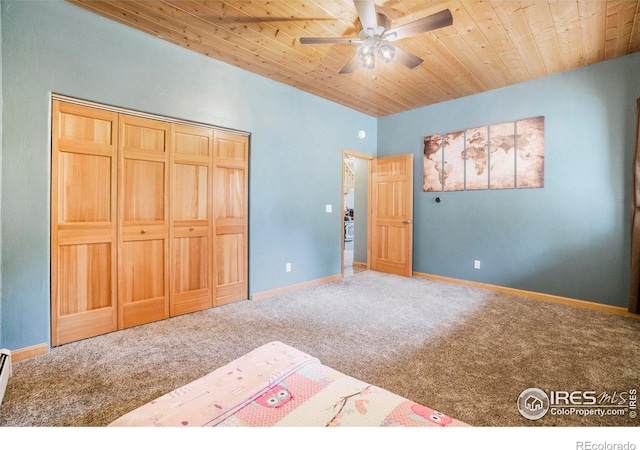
xmin=109 ymin=341 xmax=469 ymax=427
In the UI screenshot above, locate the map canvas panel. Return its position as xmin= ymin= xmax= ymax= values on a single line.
xmin=465 ymin=126 xmax=489 ymax=190
xmin=423 ymin=134 xmax=443 ymax=192
xmin=443 ymin=131 xmax=465 ymax=191
xmin=423 ymin=116 xmax=544 ymax=192
xmin=516 ymin=116 xmax=545 ymax=188
xmin=489 ymin=121 xmax=516 ymax=189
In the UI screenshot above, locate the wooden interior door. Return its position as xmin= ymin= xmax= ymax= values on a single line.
xmin=51 ymin=100 xmax=118 ymax=346
xmin=170 ymin=124 xmax=214 ymax=316
xmin=214 ymin=131 xmax=249 ymax=306
xmin=370 ymin=154 xmax=414 ymax=277
xmin=118 ymin=114 xmax=170 ymax=329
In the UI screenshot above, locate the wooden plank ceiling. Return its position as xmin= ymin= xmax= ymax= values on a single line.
xmin=70 ymin=0 xmax=640 ymax=117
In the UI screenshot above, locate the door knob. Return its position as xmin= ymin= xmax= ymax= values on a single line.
xmin=141 ymin=229 xmax=147 ymax=234
xmin=402 ymin=220 xmax=412 ymax=224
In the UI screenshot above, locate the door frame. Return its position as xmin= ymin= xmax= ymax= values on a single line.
xmin=341 ymin=150 xmax=374 ymax=277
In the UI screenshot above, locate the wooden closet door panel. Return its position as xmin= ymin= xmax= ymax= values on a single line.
xmin=214 ymin=131 xmax=248 ymax=306
xmin=170 ymin=124 xmax=214 ymax=316
xmin=51 ymin=101 xmax=118 ymax=346
xmin=120 ymin=238 xmax=167 ymax=328
xmin=122 ymin=159 xmax=165 ymax=222
xmin=118 ymin=114 xmax=170 ymax=329
xmin=171 ymin=233 xmax=211 ymax=315
xmin=215 ymin=232 xmax=246 ymax=303
xmin=58 ymin=243 xmax=112 ymax=314
xmin=59 ymin=152 xmax=112 ymax=223
xmin=173 ymin=164 xmax=209 ymax=220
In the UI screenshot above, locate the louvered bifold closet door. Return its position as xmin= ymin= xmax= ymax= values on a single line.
xmin=214 ymin=131 xmax=249 ymax=306
xmin=51 ymin=101 xmax=118 ymax=346
xmin=170 ymin=124 xmax=214 ymax=316
xmin=118 ymin=115 xmax=170 ymax=329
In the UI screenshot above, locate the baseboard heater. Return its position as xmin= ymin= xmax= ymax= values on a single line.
xmin=0 ymin=349 xmax=11 ymax=405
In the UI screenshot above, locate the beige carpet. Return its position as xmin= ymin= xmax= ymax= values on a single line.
xmin=1 ymin=270 xmax=638 ymax=427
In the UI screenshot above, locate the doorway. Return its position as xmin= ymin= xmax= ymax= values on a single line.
xmin=342 ymin=150 xmax=373 ymax=277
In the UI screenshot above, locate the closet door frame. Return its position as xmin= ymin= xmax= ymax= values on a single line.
xmin=50 ymin=94 xmax=250 ymax=346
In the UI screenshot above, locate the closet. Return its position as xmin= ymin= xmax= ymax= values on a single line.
xmin=51 ymin=99 xmax=248 ymax=346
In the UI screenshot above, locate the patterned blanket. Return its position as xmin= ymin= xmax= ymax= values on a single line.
xmin=109 ymin=341 xmax=469 ymax=427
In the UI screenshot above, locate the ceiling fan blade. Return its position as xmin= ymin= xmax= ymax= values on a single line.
xmin=339 ymin=53 xmax=362 ymax=74
xmin=394 ymin=46 xmax=424 ymax=69
xmin=300 ymin=37 xmax=362 ymax=45
xmin=353 ymin=0 xmax=378 ymax=34
xmin=384 ymin=9 xmax=453 ymax=41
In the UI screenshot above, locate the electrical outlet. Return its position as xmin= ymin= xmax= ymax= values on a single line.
xmin=326 ymin=204 xmax=332 ymax=213
xmin=286 ymin=262 xmax=291 ymax=272
xmin=474 ymin=260 xmax=481 ymax=269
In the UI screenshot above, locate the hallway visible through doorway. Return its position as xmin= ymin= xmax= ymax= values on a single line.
xmin=342 ymin=151 xmax=372 ymax=277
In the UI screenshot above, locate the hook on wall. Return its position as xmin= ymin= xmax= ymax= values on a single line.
xmin=435 ymin=197 xmax=441 ymax=203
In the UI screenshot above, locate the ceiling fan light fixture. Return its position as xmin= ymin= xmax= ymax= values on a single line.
xmin=378 ymin=43 xmax=395 ymax=63
xmin=362 ymin=53 xmax=376 ymax=70
xmin=299 ymin=1 xmax=454 ymax=77
xmin=358 ymin=43 xmax=374 ymax=61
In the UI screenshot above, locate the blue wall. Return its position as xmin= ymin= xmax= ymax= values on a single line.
xmin=379 ymin=53 xmax=640 ymax=308
xmin=0 ymin=1 xmax=376 ymax=350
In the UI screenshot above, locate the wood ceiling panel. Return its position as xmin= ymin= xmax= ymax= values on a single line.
xmin=548 ymin=0 xmax=584 ymax=71
xmin=578 ymin=1 xmax=607 ymax=65
xmin=629 ymin=1 xmax=640 ymax=53
xmin=460 ymin=0 xmax=530 ymax=85
xmin=69 ymin=0 xmax=640 ymax=117
xmin=82 ymin=0 xmax=402 ymax=114
xmin=520 ymin=1 xmax=566 ymax=74
xmin=605 ymin=1 xmax=639 ymax=59
xmin=489 ymin=1 xmax=549 ymax=81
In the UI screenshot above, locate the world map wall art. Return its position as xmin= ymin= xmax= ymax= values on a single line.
xmin=423 ymin=116 xmax=544 ymax=192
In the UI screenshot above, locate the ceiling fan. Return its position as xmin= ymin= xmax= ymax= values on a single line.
xmin=299 ymin=0 xmax=453 ymax=78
